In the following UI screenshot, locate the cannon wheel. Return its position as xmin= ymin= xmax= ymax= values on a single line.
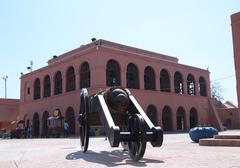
xmin=127 ymin=113 xmax=146 ymax=161
xmin=79 ymin=88 xmax=89 ymax=153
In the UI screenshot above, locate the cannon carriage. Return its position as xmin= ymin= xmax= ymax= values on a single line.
xmin=78 ymin=87 xmax=163 ymax=161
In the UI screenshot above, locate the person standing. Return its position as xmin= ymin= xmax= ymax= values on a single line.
xmin=27 ymin=125 xmax=32 ymax=138
xmin=63 ymin=120 xmax=69 ymax=138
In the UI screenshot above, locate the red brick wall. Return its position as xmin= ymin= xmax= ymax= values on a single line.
xmin=217 ymin=108 xmax=239 ymax=129
xmin=0 ymin=99 xmax=19 ymax=131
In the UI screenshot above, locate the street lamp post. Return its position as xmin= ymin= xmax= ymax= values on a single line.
xmin=3 ymin=76 xmax=8 ymax=98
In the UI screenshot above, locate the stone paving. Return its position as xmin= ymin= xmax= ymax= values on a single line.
xmin=0 ymin=130 xmax=240 ymax=168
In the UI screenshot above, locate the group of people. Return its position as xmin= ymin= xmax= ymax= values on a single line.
xmin=15 ymin=124 xmax=33 ymax=138
xmin=14 ymin=120 xmax=70 ymax=138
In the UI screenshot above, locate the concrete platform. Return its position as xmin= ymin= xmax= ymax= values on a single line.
xmin=199 ymin=138 xmax=240 ymax=146
xmin=214 ymin=135 xmax=240 ymax=139
xmin=199 ymin=131 xmax=240 ymax=147
xmin=0 ymin=130 xmax=240 ymax=168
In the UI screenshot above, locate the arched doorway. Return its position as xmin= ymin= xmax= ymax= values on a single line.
xmin=160 ymin=69 xmax=170 ymax=92
xmin=33 ymin=78 xmax=41 ymax=99
xmin=144 ymin=66 xmax=156 ymax=90
xmin=174 ymin=71 xmax=184 ymax=94
xmin=146 ymin=105 xmax=157 ymax=125
xmin=80 ymin=62 xmax=90 ymax=88
xmin=126 ymin=63 xmax=139 ymax=89
xmin=66 ymin=66 xmax=76 ymax=92
xmin=190 ymin=108 xmax=198 ymax=128
xmin=176 ymin=107 xmax=186 ymax=130
xmin=54 ymin=71 xmax=62 ymax=95
xmin=199 ymin=77 xmax=207 ymax=96
xmin=43 ymin=75 xmax=51 ymax=97
xmin=187 ymin=74 xmax=196 ymax=95
xmin=33 ymin=112 xmax=40 ymax=137
xmin=106 ymin=59 xmax=121 ymax=86
xmin=65 ymin=107 xmax=75 ymax=135
xmin=42 ymin=111 xmax=49 ymax=137
xmin=162 ymin=106 xmax=172 ymax=131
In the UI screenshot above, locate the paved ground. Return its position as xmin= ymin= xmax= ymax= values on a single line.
xmin=0 ymin=130 xmax=240 ymax=168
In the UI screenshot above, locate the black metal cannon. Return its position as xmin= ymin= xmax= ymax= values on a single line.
xmin=78 ymin=87 xmax=163 ymax=161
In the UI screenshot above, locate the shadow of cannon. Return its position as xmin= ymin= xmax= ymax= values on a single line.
xmin=66 ymin=149 xmax=164 ymax=167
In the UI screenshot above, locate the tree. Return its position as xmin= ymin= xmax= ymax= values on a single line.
xmin=211 ymin=82 xmax=224 ymax=101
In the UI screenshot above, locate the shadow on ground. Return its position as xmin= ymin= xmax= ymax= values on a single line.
xmin=66 ymin=149 xmax=164 ymax=167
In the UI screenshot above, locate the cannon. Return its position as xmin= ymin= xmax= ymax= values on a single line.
xmin=78 ymin=87 xmax=163 ymax=161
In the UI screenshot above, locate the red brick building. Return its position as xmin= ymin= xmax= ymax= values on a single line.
xmin=16 ymin=39 xmax=225 ymax=137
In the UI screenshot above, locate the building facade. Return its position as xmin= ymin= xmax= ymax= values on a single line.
xmin=232 ymin=12 xmax=240 ymax=125
xmin=18 ymin=39 xmax=224 ymax=137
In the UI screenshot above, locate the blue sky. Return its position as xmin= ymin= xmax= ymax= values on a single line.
xmin=0 ymin=1 xmax=239 ymax=105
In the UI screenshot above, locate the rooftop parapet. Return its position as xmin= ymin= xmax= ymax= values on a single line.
xmin=47 ymin=39 xmax=179 ymax=65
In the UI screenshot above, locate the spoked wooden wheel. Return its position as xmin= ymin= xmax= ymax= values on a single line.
xmin=127 ymin=113 xmax=146 ymax=161
xmin=79 ymin=88 xmax=89 ymax=153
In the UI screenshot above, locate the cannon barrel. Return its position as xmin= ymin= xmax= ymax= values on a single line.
xmin=103 ymin=87 xmax=130 ymax=113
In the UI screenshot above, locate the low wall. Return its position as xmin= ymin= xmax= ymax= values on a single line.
xmin=0 ymin=99 xmax=19 ymax=131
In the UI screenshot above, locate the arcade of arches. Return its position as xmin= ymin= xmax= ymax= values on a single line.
xmin=31 ymin=107 xmax=76 ymax=137
xmin=147 ymin=104 xmax=198 ymax=132
xmin=31 ymin=59 xmax=207 ymax=101
xmin=30 ymin=104 xmax=198 ymax=136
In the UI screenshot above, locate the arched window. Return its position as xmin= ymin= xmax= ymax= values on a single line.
xmin=80 ymin=62 xmax=90 ymax=88
xmin=162 ymin=106 xmax=173 ymax=131
xmin=187 ymin=74 xmax=196 ymax=95
xmin=127 ymin=63 xmax=139 ymax=89
xmin=146 ymin=105 xmax=157 ymax=125
xmin=42 ymin=111 xmax=49 ymax=137
xmin=54 ymin=71 xmax=62 ymax=95
xmin=66 ymin=107 xmax=75 ymax=135
xmin=106 ymin=59 xmax=121 ymax=86
xmin=34 ymin=78 xmax=41 ymax=100
xmin=199 ymin=77 xmax=207 ymax=96
xmin=144 ymin=66 xmax=156 ymax=90
xmin=66 ymin=66 xmax=76 ymax=92
xmin=176 ymin=107 xmax=186 ymax=130
xmin=160 ymin=69 xmax=170 ymax=92
xmin=33 ymin=112 xmax=40 ymax=137
xmin=43 ymin=75 xmax=51 ymax=97
xmin=190 ymin=108 xmax=198 ymax=128
xmin=174 ymin=71 xmax=184 ymax=94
